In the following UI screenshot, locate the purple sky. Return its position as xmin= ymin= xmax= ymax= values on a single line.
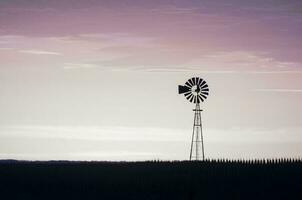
xmin=0 ymin=0 xmax=302 ymax=160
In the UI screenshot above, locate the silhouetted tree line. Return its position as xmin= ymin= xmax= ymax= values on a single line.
xmin=0 ymin=159 xmax=301 ymax=200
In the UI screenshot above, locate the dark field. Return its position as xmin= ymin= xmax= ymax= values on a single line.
xmin=0 ymin=159 xmax=301 ymax=200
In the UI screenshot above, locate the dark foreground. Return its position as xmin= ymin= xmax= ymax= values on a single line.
xmin=0 ymin=159 xmax=301 ymax=200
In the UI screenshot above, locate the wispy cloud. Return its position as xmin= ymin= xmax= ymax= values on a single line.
xmin=0 ymin=125 xmax=187 ymax=142
xmin=78 ymin=33 xmax=158 ymax=48
xmin=142 ymin=68 xmax=241 ymax=73
xmin=19 ymin=49 xmax=62 ymax=55
xmin=141 ymin=69 xmax=302 ymax=74
xmin=0 ymin=47 xmax=14 ymax=50
xmin=254 ymin=89 xmax=302 ymax=93
xmin=63 ymin=63 xmax=100 ymax=69
xmin=150 ymin=6 xmax=199 ymax=15
xmin=247 ymin=71 xmax=302 ymax=74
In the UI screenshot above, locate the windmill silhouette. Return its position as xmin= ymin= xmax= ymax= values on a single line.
xmin=178 ymin=77 xmax=209 ymax=160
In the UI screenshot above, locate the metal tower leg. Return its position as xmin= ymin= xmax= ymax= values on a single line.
xmin=189 ymin=103 xmax=205 ymax=161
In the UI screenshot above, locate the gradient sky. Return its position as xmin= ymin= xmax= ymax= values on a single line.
xmin=0 ymin=0 xmax=302 ymax=161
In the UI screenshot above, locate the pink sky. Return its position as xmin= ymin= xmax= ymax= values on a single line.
xmin=0 ymin=0 xmax=302 ymax=160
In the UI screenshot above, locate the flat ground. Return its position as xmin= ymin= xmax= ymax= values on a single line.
xmin=0 ymin=160 xmax=301 ymax=200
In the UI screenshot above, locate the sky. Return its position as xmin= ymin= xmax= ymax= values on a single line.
xmin=0 ymin=0 xmax=302 ymax=161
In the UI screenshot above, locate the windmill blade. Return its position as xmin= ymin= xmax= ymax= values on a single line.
xmin=184 ymin=91 xmax=192 ymax=97
xmin=198 ymin=95 xmax=204 ymax=102
xmin=195 ymin=77 xmax=200 ymax=86
xmin=188 ymin=78 xmax=194 ymax=87
xmin=186 ymin=93 xmax=193 ymax=100
xmin=189 ymin=95 xmax=195 ymax=102
xmin=196 ymin=96 xmax=200 ymax=103
xmin=185 ymin=80 xmax=193 ymax=87
xmin=196 ymin=77 xmax=200 ymax=85
xmin=200 ymin=84 xmax=208 ymax=90
xmin=201 ymin=88 xmax=209 ymax=92
xmin=199 ymin=80 xmax=206 ymax=88
xmin=197 ymin=78 xmax=203 ymax=86
xmin=200 ymin=92 xmax=209 ymax=96
xmin=199 ymin=93 xmax=207 ymax=100
xmin=193 ymin=77 xmax=197 ymax=85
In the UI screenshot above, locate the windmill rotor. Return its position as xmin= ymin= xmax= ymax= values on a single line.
xmin=178 ymin=77 xmax=209 ymax=104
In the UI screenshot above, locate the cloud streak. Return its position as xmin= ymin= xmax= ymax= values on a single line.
xmin=63 ymin=63 xmax=100 ymax=69
xmin=254 ymin=89 xmax=302 ymax=93
xmin=19 ymin=49 xmax=62 ymax=56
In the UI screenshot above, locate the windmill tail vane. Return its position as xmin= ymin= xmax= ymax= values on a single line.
xmin=178 ymin=77 xmax=209 ymax=161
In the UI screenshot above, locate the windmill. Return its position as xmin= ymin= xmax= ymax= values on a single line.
xmin=178 ymin=77 xmax=209 ymax=161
